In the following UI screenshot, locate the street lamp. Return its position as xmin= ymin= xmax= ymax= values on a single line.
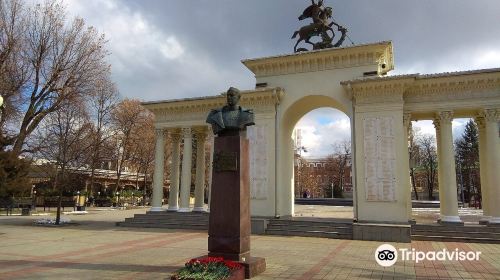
xmin=116 ymin=191 xmax=120 ymax=208
xmin=0 ymin=95 xmax=3 ymax=122
xmin=77 ymin=191 xmax=81 ymax=207
xmin=32 ymin=190 xmax=37 ymax=211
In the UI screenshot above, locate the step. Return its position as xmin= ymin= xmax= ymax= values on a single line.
xmin=412 ymin=225 xmax=500 ymax=233
xmin=411 ymin=235 xmax=500 ymax=244
xmin=411 ymin=230 xmax=500 ymax=239
xmin=266 ymin=229 xmax=352 ymax=239
xmin=267 ymin=226 xmax=352 ymax=234
xmin=119 ymin=221 xmax=208 ymax=230
xmin=125 ymin=217 xmax=207 ymax=221
xmin=267 ymin=223 xmax=352 ymax=229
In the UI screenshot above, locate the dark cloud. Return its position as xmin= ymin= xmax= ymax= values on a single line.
xmin=68 ymin=0 xmax=500 ymax=100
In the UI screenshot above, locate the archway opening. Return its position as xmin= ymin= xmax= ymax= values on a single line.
xmin=291 ymin=106 xmax=353 ymax=219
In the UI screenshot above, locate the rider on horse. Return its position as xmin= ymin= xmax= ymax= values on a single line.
xmin=299 ymin=0 xmax=326 ymax=24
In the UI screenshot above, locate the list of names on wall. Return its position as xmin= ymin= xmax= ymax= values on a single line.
xmin=363 ymin=117 xmax=396 ymax=201
xmin=248 ymin=125 xmax=268 ymax=200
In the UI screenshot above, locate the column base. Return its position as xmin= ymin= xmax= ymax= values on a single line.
xmin=438 ymin=216 xmax=463 ymax=225
xmin=192 ymin=207 xmax=206 ymax=212
xmin=488 ymin=217 xmax=500 ymax=225
xmin=479 ymin=216 xmax=491 ymax=225
xmin=167 ymin=206 xmax=179 ymax=212
xmin=178 ymin=207 xmax=192 ymax=212
xmin=150 ymin=207 xmax=164 ymax=212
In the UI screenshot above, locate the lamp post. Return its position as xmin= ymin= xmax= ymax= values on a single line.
xmin=116 ymin=191 xmax=120 ymax=208
xmin=0 ymin=94 xmax=4 ymax=122
xmin=32 ymin=190 xmax=37 ymax=211
xmin=77 ymin=191 xmax=81 ymax=207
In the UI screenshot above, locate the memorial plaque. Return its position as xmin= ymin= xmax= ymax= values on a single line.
xmin=213 ymin=151 xmax=238 ymax=172
xmin=248 ymin=125 xmax=268 ymax=200
xmin=363 ymin=117 xmax=396 ymax=202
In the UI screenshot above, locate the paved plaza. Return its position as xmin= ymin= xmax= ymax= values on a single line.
xmin=1 ymin=208 xmax=500 ymax=279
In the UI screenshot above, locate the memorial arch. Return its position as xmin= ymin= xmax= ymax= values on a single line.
xmin=142 ymin=41 xmax=500 ymax=226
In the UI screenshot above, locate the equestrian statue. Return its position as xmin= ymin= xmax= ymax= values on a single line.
xmin=292 ymin=0 xmax=348 ymax=52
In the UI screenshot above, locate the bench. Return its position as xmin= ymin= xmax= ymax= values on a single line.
xmin=14 ymin=198 xmax=32 ymax=209
xmin=43 ymin=197 xmax=76 ymax=211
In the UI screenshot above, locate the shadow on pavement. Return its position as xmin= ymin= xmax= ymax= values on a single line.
xmin=0 ymin=218 xmax=206 ymax=233
xmin=0 ymin=259 xmax=180 ymax=273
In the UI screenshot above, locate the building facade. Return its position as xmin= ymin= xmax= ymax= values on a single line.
xmin=143 ymin=41 xmax=500 ymax=225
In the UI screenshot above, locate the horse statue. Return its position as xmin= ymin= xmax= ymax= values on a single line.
xmin=292 ymin=3 xmax=348 ymax=52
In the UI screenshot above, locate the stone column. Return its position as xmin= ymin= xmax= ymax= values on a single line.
xmin=475 ymin=116 xmax=490 ymax=223
xmin=403 ymin=113 xmax=413 ymax=222
xmin=193 ymin=128 xmax=207 ymax=212
xmin=167 ymin=130 xmax=181 ymax=211
xmin=434 ymin=111 xmax=462 ymax=224
xmin=179 ymin=127 xmax=193 ymax=212
xmin=482 ymin=109 xmax=500 ymax=224
xmin=151 ymin=128 xmax=166 ymax=212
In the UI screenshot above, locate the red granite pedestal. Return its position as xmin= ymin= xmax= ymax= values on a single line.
xmin=208 ymin=132 xmax=266 ymax=279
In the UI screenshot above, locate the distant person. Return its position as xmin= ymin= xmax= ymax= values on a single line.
xmin=303 ymin=191 xmax=308 ymax=198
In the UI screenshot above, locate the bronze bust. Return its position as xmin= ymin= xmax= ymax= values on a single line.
xmin=206 ymin=87 xmax=255 ymax=136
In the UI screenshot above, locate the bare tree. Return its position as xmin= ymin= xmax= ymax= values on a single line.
xmin=0 ymin=0 xmax=28 ymax=142
xmin=417 ymin=134 xmax=438 ymax=200
xmin=87 ymin=76 xmax=118 ymax=198
xmin=326 ymin=140 xmax=351 ymax=197
xmin=35 ymin=97 xmax=91 ymax=224
xmin=409 ymin=127 xmax=421 ymax=200
xmin=1 ymin=0 xmax=108 ymax=155
xmin=111 ymin=99 xmax=149 ymax=193
xmin=128 ymin=111 xmax=155 ymax=204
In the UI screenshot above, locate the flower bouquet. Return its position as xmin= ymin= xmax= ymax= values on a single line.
xmin=171 ymin=257 xmax=245 ymax=280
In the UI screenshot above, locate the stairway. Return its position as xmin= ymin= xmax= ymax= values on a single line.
xmin=265 ymin=218 xmax=353 ymax=239
xmin=411 ymin=224 xmax=500 ymax=244
xmin=117 ymin=211 xmax=209 ymax=230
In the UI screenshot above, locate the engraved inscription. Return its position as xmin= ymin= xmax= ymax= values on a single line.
xmin=213 ymin=151 xmax=238 ymax=172
xmin=248 ymin=125 xmax=268 ymax=200
xmin=363 ymin=116 xmax=396 ymax=202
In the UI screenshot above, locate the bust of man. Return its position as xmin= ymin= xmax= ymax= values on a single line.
xmin=206 ymin=87 xmax=255 ymax=136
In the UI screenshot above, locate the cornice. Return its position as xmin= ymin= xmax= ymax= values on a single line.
xmin=350 ymin=78 xmax=413 ymax=104
xmin=242 ymin=41 xmax=394 ymax=78
xmin=142 ymin=88 xmax=284 ymax=124
xmin=343 ymin=68 xmax=500 ymax=105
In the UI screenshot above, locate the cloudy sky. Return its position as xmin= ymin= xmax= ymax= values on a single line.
xmin=65 ymin=0 xmax=500 ymax=157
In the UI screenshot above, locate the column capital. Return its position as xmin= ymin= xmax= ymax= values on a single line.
xmin=435 ymin=111 xmax=454 ymax=123
xmin=170 ymin=132 xmax=182 ymax=143
xmin=480 ymin=108 xmax=499 ymax=123
xmin=194 ymin=127 xmax=208 ymax=142
xmin=432 ymin=119 xmax=440 ymax=131
xmin=474 ymin=115 xmax=486 ymax=130
xmin=181 ymin=127 xmax=192 ymax=138
xmin=155 ymin=128 xmax=166 ymax=138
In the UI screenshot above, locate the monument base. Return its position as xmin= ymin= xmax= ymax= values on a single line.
xmin=240 ymin=257 xmax=266 ymax=279
xmin=195 ymin=255 xmax=266 ymax=279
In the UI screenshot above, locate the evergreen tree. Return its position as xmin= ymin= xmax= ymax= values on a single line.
xmin=0 ymin=150 xmax=31 ymax=198
xmin=454 ymin=120 xmax=480 ymax=203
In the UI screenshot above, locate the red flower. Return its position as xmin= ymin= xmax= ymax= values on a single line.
xmin=184 ymin=257 xmax=243 ymax=270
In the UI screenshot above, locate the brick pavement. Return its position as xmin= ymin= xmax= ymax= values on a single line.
xmin=1 ymin=209 xmax=499 ymax=279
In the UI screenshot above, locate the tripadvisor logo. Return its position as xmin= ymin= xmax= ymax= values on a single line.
xmin=375 ymin=244 xmax=481 ymax=267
